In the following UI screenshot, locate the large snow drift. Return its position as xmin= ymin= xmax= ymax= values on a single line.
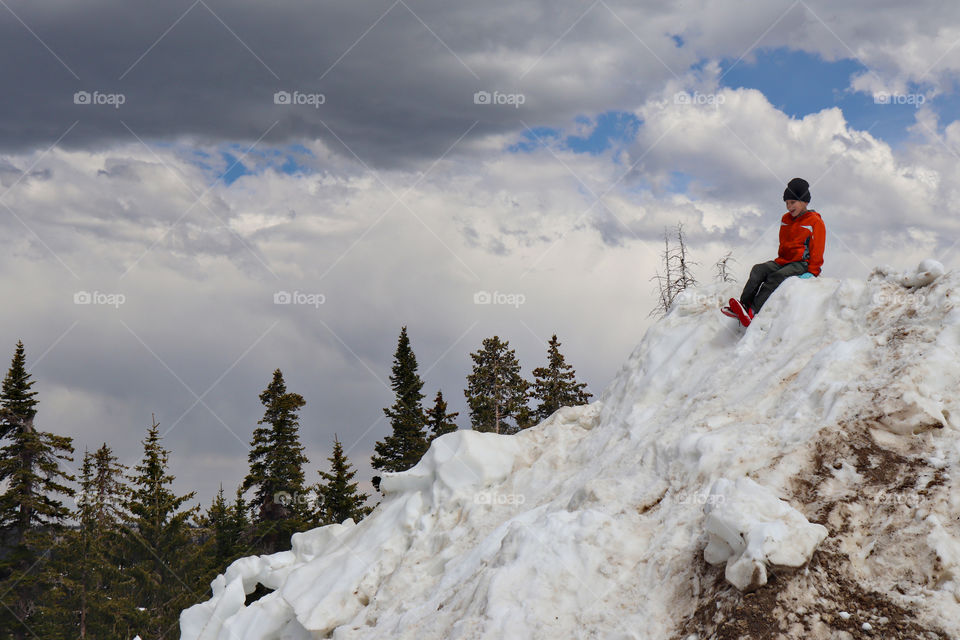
xmin=182 ymin=262 xmax=960 ymax=639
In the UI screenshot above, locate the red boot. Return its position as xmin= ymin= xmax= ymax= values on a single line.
xmin=728 ymin=298 xmax=752 ymax=327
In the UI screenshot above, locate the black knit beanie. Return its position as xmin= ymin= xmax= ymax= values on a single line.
xmin=783 ymin=177 xmax=811 ymax=203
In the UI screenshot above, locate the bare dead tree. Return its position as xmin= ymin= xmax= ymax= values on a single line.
xmin=650 ymin=223 xmax=698 ymax=317
xmin=674 ymin=222 xmax=697 ymax=292
xmin=714 ymin=251 xmax=737 ymax=283
xmin=650 ymin=231 xmax=673 ymax=316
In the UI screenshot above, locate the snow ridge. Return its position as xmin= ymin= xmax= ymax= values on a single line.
xmin=181 ymin=261 xmax=960 ymax=639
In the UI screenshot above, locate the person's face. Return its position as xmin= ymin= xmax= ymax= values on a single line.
xmin=785 ymin=199 xmax=807 ymax=218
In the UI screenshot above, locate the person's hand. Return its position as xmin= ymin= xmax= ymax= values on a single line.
xmin=798 ymin=272 xmax=814 ymax=279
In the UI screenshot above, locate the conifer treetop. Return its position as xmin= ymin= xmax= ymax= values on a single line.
xmin=372 ymin=327 xmax=429 ymax=473
xmin=0 ymin=339 xmax=39 ymax=440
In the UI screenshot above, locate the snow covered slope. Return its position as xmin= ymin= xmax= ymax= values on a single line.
xmin=181 ymin=261 xmax=960 ymax=640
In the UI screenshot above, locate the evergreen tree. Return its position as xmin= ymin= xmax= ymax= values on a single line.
xmin=36 ymin=444 xmax=134 ymax=639
xmin=205 ymin=485 xmax=237 ymax=571
xmin=191 ymin=485 xmax=251 ymax=593
xmin=425 ymin=390 xmax=458 ymax=441
xmin=191 ymin=482 xmax=254 ymax=600
xmin=0 ymin=340 xmax=37 ymax=441
xmin=242 ymin=369 xmax=310 ymax=554
xmin=515 ymin=404 xmax=536 ymax=432
xmin=0 ymin=341 xmax=75 ymax=640
xmin=230 ymin=486 xmax=250 ymax=553
xmin=316 ymin=435 xmax=371 ymax=525
xmin=530 ymin=335 xmax=592 ymax=423
xmin=371 ymin=327 xmax=429 ymax=473
xmin=464 ymin=336 xmax=530 ymax=434
xmin=122 ymin=417 xmax=199 ymax=639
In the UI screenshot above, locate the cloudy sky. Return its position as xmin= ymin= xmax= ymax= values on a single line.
xmin=2 ymin=0 xmax=959 ymax=510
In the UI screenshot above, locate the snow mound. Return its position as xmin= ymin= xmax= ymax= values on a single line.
xmin=379 ymin=430 xmax=520 ymax=497
xmin=181 ymin=260 xmax=960 ymax=639
xmin=703 ymin=477 xmax=828 ymax=591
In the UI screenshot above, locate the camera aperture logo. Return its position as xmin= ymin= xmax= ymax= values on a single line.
xmin=274 ymin=290 xmax=325 ymax=308
xmin=473 ymin=290 xmax=526 ymax=308
xmin=73 ymin=91 xmax=126 ymax=109
xmin=473 ymin=90 xmax=525 ymax=108
xmin=274 ymin=90 xmax=325 ymax=109
xmin=74 ymin=291 xmax=125 ymax=309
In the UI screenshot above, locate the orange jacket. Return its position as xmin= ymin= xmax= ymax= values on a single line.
xmin=775 ymin=209 xmax=825 ymax=276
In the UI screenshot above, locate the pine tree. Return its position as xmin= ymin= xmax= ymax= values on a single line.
xmin=0 ymin=341 xmax=75 ymax=640
xmin=85 ymin=444 xmax=135 ymax=636
xmin=425 ymin=390 xmax=458 ymax=441
xmin=242 ymin=369 xmax=310 ymax=554
xmin=190 ymin=482 xmax=253 ymax=600
xmin=0 ymin=341 xmax=37 ymax=441
xmin=515 ymin=404 xmax=535 ymax=432
xmin=122 ymin=417 xmax=199 ymax=639
xmin=371 ymin=327 xmax=429 ymax=473
xmin=316 ymin=436 xmax=371 ymax=525
xmin=230 ymin=486 xmax=250 ymax=554
xmin=530 ymin=335 xmax=592 ymax=423
xmin=205 ymin=486 xmax=237 ymax=571
xmin=464 ymin=336 xmax=530 ymax=434
xmin=36 ymin=445 xmax=134 ymax=639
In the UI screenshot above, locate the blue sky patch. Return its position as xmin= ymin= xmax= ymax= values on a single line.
xmin=219 ymin=152 xmax=251 ymax=185
xmin=566 ymin=111 xmax=641 ymax=154
xmin=719 ymin=48 xmax=865 ymax=119
xmin=194 ymin=144 xmax=317 ymax=185
xmin=666 ymin=171 xmax=693 ymax=194
xmin=717 ymin=46 xmax=936 ymax=146
xmin=510 ymin=111 xmax=640 ymax=155
xmin=509 ymin=126 xmax=562 ymax=153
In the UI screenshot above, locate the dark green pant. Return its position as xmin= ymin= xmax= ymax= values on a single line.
xmin=740 ymin=260 xmax=808 ymax=312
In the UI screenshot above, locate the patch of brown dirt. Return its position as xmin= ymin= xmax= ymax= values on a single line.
xmin=674 ymin=420 xmax=953 ymax=639
xmin=676 ymin=546 xmax=950 ymax=640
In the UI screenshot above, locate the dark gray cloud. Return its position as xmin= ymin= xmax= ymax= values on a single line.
xmin=0 ymin=0 xmax=693 ymax=166
xmin=5 ymin=0 xmax=960 ymax=169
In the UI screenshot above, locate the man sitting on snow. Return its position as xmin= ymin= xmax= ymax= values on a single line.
xmin=724 ymin=177 xmax=825 ymax=327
